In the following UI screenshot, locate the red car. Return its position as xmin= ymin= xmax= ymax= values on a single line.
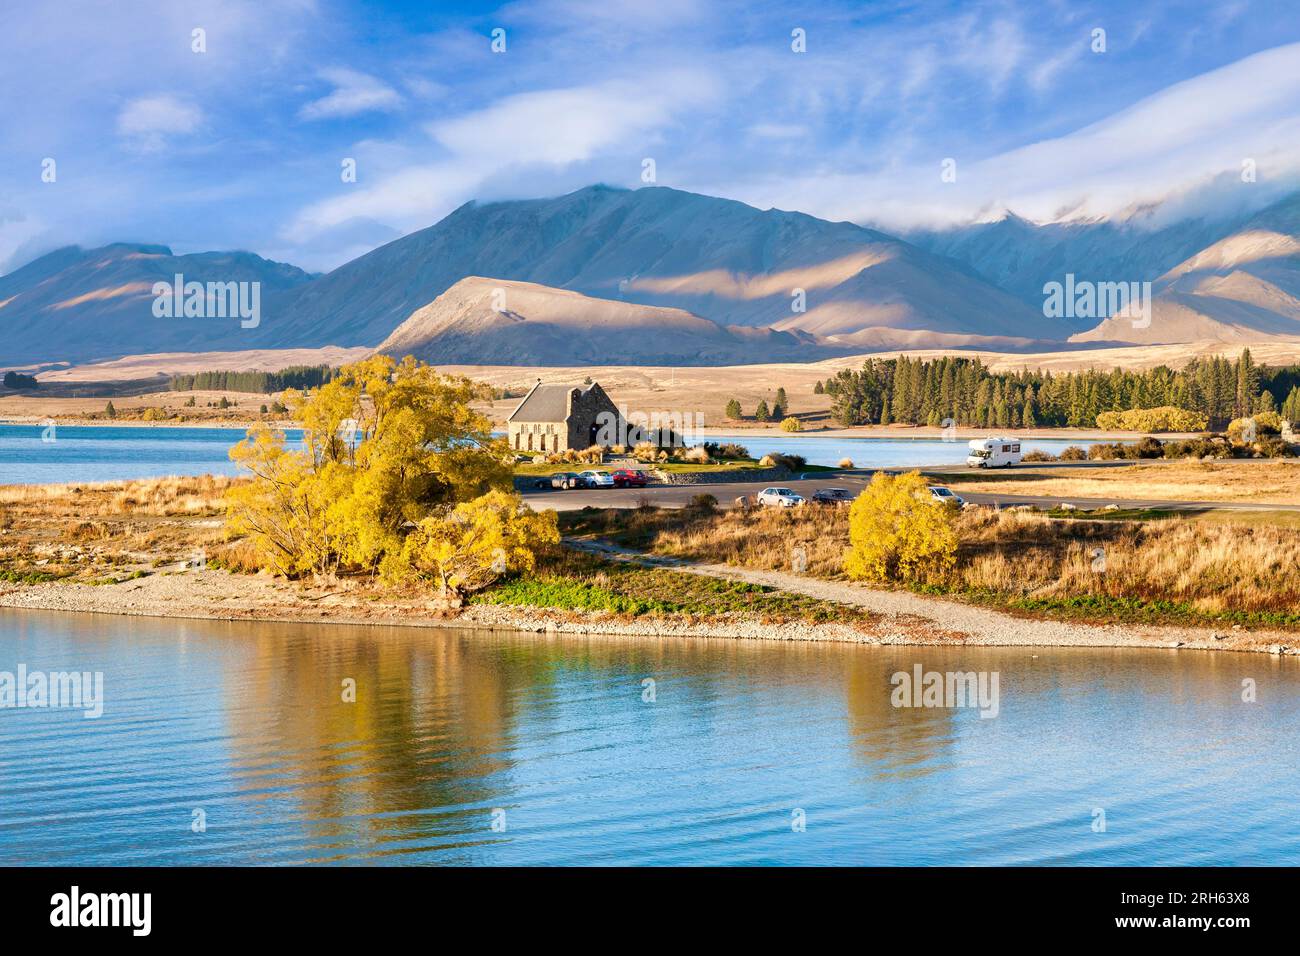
xmin=611 ymin=468 xmax=649 ymax=488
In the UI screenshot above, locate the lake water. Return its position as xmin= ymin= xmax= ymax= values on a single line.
xmin=1 ymin=609 xmax=1295 ymax=866
xmin=0 ymin=424 xmax=301 ymax=485
xmin=0 ymin=424 xmax=1091 ymax=484
xmin=706 ymin=433 xmax=1093 ymax=469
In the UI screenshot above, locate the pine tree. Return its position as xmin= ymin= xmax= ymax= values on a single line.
xmin=104 ymin=401 xmax=116 ymax=419
xmin=813 ymin=380 xmax=824 ymax=395
xmin=1282 ymin=386 xmax=1300 ymax=425
xmin=755 ymin=399 xmax=770 ymax=422
xmin=725 ymin=399 xmax=742 ymax=419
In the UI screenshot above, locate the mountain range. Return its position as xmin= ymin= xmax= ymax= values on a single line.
xmin=4 ymin=185 xmax=1300 ymax=369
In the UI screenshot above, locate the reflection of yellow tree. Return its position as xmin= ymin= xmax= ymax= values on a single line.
xmin=843 ymin=651 xmax=958 ymax=776
xmin=225 ymin=627 xmax=524 ymax=860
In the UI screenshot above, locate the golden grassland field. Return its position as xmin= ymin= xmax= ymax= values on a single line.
xmin=946 ymin=459 xmax=1300 ymax=504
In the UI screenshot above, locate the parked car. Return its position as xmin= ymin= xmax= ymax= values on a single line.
xmin=928 ymin=485 xmax=966 ymax=508
xmin=812 ymin=488 xmax=854 ymax=506
xmin=611 ymin=468 xmax=649 ymax=488
xmin=578 ymin=470 xmax=616 ymax=488
xmin=756 ymin=487 xmax=805 ymax=508
xmin=545 ymin=472 xmax=581 ymax=490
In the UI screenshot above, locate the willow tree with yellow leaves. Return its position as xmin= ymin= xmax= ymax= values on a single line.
xmin=225 ymin=355 xmax=557 ymax=597
xmin=843 ymin=471 xmax=957 ymax=584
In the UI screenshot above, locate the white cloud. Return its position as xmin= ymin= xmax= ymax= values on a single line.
xmin=116 ymin=94 xmax=202 ymax=144
xmin=299 ymin=68 xmax=401 ymax=120
xmin=287 ymin=70 xmax=721 ymax=241
xmin=727 ymin=42 xmax=1300 ymax=230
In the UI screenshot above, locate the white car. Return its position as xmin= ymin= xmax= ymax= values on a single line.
xmin=757 ymin=487 xmax=805 ymax=508
xmin=928 ymin=485 xmax=966 ymax=508
xmin=578 ymin=470 xmax=616 ymax=488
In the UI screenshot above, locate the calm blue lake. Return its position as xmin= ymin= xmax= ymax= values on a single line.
xmin=0 ymin=610 xmax=1294 ymax=866
xmin=0 ymin=424 xmax=300 ymax=485
xmin=0 ymin=424 xmax=1092 ymax=484
xmin=706 ymin=433 xmax=1093 ymax=469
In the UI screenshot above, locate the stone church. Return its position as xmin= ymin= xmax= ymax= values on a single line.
xmin=506 ymin=381 xmax=621 ymax=453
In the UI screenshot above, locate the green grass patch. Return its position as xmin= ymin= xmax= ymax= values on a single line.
xmin=0 ymin=567 xmax=68 ymax=584
xmin=474 ymin=550 xmax=871 ymax=624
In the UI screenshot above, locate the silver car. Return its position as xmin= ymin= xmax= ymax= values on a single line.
xmin=756 ymin=487 xmax=805 ymax=508
xmin=928 ymin=485 xmax=966 ymax=508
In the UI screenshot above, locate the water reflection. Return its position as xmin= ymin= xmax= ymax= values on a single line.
xmin=0 ymin=610 xmax=1296 ymax=865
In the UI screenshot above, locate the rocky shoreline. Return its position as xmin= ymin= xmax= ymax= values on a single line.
xmin=1 ymin=565 xmax=1294 ymax=656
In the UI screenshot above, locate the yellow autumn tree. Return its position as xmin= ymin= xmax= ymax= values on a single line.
xmin=225 ymin=355 xmax=523 ymax=579
xmin=383 ymin=490 xmax=560 ymax=602
xmin=843 ymin=471 xmax=957 ymax=583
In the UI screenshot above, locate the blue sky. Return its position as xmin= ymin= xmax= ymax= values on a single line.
xmin=2 ymin=0 xmax=1300 ymax=273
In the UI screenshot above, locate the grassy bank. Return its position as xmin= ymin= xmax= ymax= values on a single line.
xmin=561 ymin=502 xmax=1300 ymax=630
xmin=474 ymin=548 xmax=877 ymax=626
xmin=0 ymin=476 xmax=870 ymax=631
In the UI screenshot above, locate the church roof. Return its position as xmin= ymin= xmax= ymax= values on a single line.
xmin=507 ymin=382 xmax=597 ymax=423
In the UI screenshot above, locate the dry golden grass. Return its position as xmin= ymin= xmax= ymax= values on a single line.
xmin=0 ymin=476 xmax=247 ymax=581
xmin=0 ymin=474 xmax=237 ymax=514
xmin=567 ymin=503 xmax=1300 ymax=622
xmin=953 ymin=459 xmax=1300 ymax=504
xmin=954 ymin=508 xmax=1300 ymax=616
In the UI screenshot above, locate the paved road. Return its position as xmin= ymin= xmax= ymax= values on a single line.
xmin=522 ymin=467 xmax=1300 ymax=514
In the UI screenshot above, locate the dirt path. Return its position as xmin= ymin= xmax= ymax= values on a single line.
xmin=565 ymin=538 xmax=1296 ymax=655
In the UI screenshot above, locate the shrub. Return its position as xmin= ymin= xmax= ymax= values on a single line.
xmin=838 ymin=457 xmax=854 ymax=469
xmin=1095 ymin=406 xmax=1208 ymax=432
xmin=687 ymin=493 xmax=719 ymax=514
xmin=1133 ymin=436 xmax=1164 ymax=458
xmin=843 ymin=471 xmax=957 ymax=583
xmin=708 ymin=441 xmax=749 ymax=460
xmin=780 ymin=417 xmax=802 ymax=432
xmin=384 ymin=490 xmax=560 ymax=601
xmin=1022 ymin=450 xmax=1055 ymax=462
xmin=1227 ymin=412 xmax=1283 ymax=442
xmin=1162 ymin=436 xmax=1234 ymax=459
xmin=682 ymin=445 xmax=712 ymax=463
xmin=758 ymin=452 xmax=806 ymax=471
xmin=1087 ymin=442 xmax=1124 ymax=461
xmin=1059 ymin=446 xmax=1087 ymax=461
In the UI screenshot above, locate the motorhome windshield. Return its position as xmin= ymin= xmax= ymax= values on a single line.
xmin=969 ymin=448 xmax=989 ymax=458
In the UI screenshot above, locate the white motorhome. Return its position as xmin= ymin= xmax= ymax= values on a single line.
xmin=967 ymin=437 xmax=1022 ymax=468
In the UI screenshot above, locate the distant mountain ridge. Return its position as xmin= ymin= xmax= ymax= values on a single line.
xmin=1072 ymin=192 xmax=1300 ymax=344
xmin=5 ymin=185 xmax=1300 ymax=368
xmin=376 ymin=276 xmax=840 ymax=366
xmin=265 ymin=184 xmax=1065 ymax=352
xmin=0 ymin=243 xmax=314 ymax=364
